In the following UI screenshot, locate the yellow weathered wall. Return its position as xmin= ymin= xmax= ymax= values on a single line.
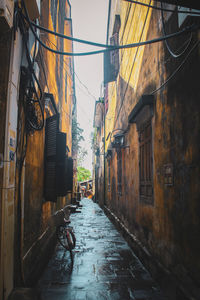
xmin=104 ymin=0 xmax=200 ymax=292
xmin=20 ymin=0 xmax=75 ymax=283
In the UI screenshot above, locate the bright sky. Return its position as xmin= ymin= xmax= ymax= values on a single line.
xmin=71 ymin=0 xmax=108 ymax=172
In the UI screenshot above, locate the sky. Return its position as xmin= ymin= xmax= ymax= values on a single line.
xmin=71 ymin=0 xmax=108 ymax=172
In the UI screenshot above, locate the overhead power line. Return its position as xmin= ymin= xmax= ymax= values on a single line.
xmin=123 ymin=0 xmax=200 ymax=15
xmin=151 ymin=40 xmax=200 ymax=94
xmin=28 ymin=19 xmax=114 ymax=49
xmin=19 ymin=2 xmax=200 ymax=57
xmin=160 ymin=1 xmax=192 ymax=58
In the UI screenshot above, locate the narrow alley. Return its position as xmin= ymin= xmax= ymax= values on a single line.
xmin=37 ymin=199 xmax=167 ymax=300
xmin=1 ymin=1 xmax=200 ymax=299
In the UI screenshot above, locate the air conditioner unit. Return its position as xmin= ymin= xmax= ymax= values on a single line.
xmin=178 ymin=6 xmax=200 ymax=27
xmin=0 ymin=0 xmax=14 ymax=30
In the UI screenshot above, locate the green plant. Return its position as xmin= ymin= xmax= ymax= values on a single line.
xmin=77 ymin=166 xmax=91 ymax=182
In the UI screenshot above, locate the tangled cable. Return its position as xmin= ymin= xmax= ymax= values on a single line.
xmin=18 ymin=6 xmax=44 ymax=131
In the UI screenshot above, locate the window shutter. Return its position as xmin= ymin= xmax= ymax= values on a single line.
xmin=56 ymin=132 xmax=67 ymax=196
xmin=104 ymin=33 xmax=119 ymax=84
xmin=44 ymin=114 xmax=59 ymax=202
xmin=139 ymin=121 xmax=153 ymax=204
xmin=110 ymin=33 xmax=119 ymax=78
xmin=66 ymin=157 xmax=73 ymax=192
xmin=117 ymin=149 xmax=122 ymax=195
xmin=104 ymin=51 xmax=113 ymax=84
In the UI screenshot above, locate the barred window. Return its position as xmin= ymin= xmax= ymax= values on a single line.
xmin=139 ymin=120 xmax=153 ymax=204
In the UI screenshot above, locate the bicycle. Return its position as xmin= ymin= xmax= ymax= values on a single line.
xmin=49 ymin=205 xmax=76 ymax=263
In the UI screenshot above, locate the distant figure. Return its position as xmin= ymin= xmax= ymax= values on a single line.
xmin=81 ymin=186 xmax=86 ymax=198
xmin=86 ymin=189 xmax=93 ymax=199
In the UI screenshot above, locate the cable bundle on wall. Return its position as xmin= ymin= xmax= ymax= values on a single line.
xmin=18 ymin=4 xmax=44 ymax=132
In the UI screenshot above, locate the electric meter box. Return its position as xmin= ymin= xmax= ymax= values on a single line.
xmin=0 ymin=0 xmax=14 ymax=31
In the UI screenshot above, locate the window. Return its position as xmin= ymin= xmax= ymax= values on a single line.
xmin=110 ymin=32 xmax=119 ymax=77
xmin=139 ymin=120 xmax=153 ymax=204
xmin=44 ymin=114 xmax=59 ymax=202
xmin=117 ymin=149 xmax=122 ymax=195
xmin=104 ymin=15 xmax=120 ymax=84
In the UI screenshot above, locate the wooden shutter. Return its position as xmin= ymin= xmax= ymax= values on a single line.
xmin=117 ymin=149 xmax=122 ymax=195
xmin=110 ymin=33 xmax=119 ymax=78
xmin=108 ymin=159 xmax=111 ymax=192
xmin=56 ymin=132 xmax=67 ymax=196
xmin=66 ymin=157 xmax=73 ymax=192
xmin=104 ymin=34 xmax=119 ymax=84
xmin=139 ymin=121 xmax=153 ymax=204
xmin=44 ymin=114 xmax=59 ymax=202
xmin=104 ymin=51 xmax=113 ymax=84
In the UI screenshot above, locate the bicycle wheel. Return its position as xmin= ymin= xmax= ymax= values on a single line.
xmin=56 ymin=225 xmax=68 ymax=249
xmin=56 ymin=226 xmax=76 ymax=251
xmin=66 ymin=230 xmax=76 ymax=262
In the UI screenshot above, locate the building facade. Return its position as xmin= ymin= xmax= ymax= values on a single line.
xmin=0 ymin=1 xmax=76 ymax=298
xmin=93 ymin=0 xmax=200 ymax=298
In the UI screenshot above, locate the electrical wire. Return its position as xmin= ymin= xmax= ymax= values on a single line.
xmin=123 ymin=0 xmax=200 ymax=15
xmin=18 ymin=11 xmax=44 ymax=131
xmin=161 ymin=1 xmax=193 ymax=58
xmin=105 ymin=2 xmax=137 ymax=122
xmin=151 ymin=40 xmax=200 ymax=94
xmin=45 ymin=37 xmax=96 ymax=101
xmin=19 ymin=4 xmax=199 ymax=56
xmin=38 ymin=38 xmax=93 ymax=125
xmin=135 ymin=33 xmax=195 ymax=90
xmin=29 ymin=18 xmax=114 ymax=49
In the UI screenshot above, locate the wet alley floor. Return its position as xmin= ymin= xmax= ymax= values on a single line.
xmin=37 ymin=199 xmax=168 ymax=300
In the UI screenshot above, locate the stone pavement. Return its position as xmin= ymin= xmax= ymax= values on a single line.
xmin=37 ymin=198 xmax=168 ymax=300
